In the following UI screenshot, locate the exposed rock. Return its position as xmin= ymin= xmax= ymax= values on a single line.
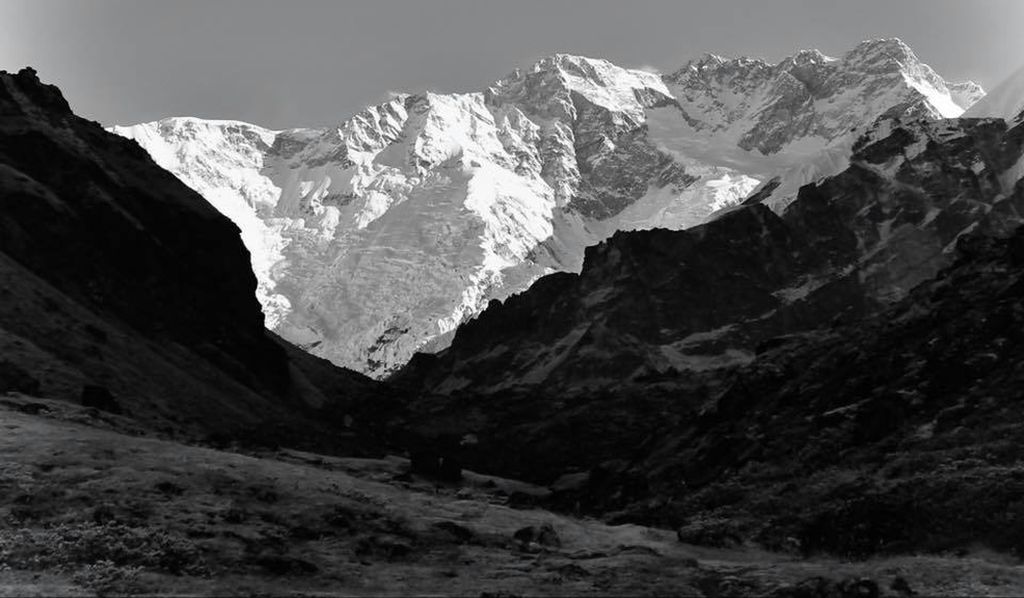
xmin=676 ymin=518 xmax=744 ymax=548
xmin=513 ymin=523 xmax=560 ymax=549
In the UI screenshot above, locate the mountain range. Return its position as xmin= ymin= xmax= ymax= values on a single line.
xmin=112 ymin=38 xmax=984 ymax=377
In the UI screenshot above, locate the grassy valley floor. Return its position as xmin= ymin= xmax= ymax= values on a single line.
xmin=1 ymin=395 xmax=1023 ymax=597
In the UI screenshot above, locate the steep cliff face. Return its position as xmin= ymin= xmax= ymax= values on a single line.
xmin=0 ymin=69 xmax=382 ymax=448
xmin=112 ymin=39 xmax=981 ymax=377
xmin=400 ymin=112 xmax=1024 ymax=394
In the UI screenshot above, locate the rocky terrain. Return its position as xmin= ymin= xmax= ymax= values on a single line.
xmin=608 ymin=223 xmax=1024 ymax=556
xmin=388 ymin=87 xmax=1024 ymax=561
xmin=113 ymin=39 xmax=982 ymax=377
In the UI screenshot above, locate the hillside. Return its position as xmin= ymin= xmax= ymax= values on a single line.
xmin=0 ymin=68 xmax=384 ymax=451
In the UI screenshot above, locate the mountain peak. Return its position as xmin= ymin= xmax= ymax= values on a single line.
xmin=787 ymin=48 xmax=836 ymax=66
xmin=531 ymin=53 xmax=608 ymax=71
xmin=671 ymin=39 xmax=925 ymax=81
xmin=856 ymin=37 xmax=913 ymax=52
xmin=682 ymin=52 xmax=770 ymax=71
xmin=964 ymin=63 xmax=1024 ymax=121
xmin=520 ymin=52 xmax=663 ymax=89
xmin=948 ymin=80 xmax=987 ymax=112
xmin=1 ymin=67 xmax=73 ymax=117
xmin=690 ymin=52 xmax=728 ymax=69
xmin=489 ymin=52 xmax=669 ymax=121
xmin=844 ymin=37 xmax=918 ymax=66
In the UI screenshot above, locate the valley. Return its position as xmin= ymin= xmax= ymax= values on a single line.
xmin=4 ymin=396 xmax=1023 ymax=597
xmin=3 ymin=22 xmax=1024 ymax=596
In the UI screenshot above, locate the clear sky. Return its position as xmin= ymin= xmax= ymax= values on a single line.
xmin=3 ymin=0 xmax=1022 ymax=128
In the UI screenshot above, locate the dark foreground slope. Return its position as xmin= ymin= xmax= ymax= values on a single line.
xmin=0 ymin=68 xmax=384 ymax=450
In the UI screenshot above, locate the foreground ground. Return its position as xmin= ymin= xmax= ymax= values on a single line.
xmin=1 ymin=394 xmax=1023 ymax=597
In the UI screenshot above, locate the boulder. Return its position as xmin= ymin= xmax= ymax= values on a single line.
xmin=80 ymin=384 xmax=122 ymax=414
xmin=513 ymin=522 xmax=560 ymax=550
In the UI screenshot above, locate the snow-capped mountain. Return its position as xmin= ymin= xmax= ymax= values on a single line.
xmin=112 ymin=38 xmax=982 ymax=377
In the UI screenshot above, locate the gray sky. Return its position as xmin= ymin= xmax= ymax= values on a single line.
xmin=3 ymin=0 xmax=1022 ymax=128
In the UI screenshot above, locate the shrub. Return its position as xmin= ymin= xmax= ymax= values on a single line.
xmin=0 ymin=521 xmax=208 ymax=576
xmin=71 ymin=560 xmax=143 ymax=596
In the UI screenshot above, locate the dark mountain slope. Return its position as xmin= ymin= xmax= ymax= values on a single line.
xmin=0 ymin=68 xmax=384 ymax=449
xmin=575 ymin=225 xmax=1024 ymax=557
xmin=390 ymin=108 xmax=1024 ymax=557
xmin=399 ymin=115 xmax=1024 ymax=397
